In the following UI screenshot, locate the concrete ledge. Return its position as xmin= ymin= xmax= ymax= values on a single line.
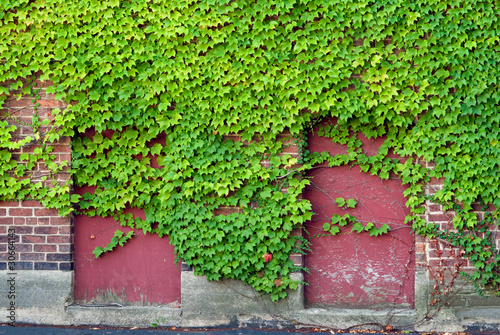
xmin=181 ymin=272 xmax=304 ymax=327
xmin=413 ymin=271 xmax=500 ymax=333
xmin=286 ymin=308 xmax=416 ymax=330
xmin=1 ymin=270 xmax=73 ymax=325
xmin=66 ymin=305 xmax=181 ymax=327
xmin=3 ymin=269 xmax=499 ymax=331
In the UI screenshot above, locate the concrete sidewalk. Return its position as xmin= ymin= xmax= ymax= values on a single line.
xmin=0 ymin=325 xmax=423 ymax=335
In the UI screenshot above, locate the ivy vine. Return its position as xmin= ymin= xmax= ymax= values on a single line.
xmin=1 ymin=0 xmax=499 ymax=299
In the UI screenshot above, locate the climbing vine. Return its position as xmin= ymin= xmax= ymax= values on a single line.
xmin=1 ymin=0 xmax=499 ymax=299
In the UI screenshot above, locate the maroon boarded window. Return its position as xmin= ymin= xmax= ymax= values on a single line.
xmin=74 ymin=186 xmax=181 ymax=306
xmin=304 ymin=120 xmax=415 ymax=308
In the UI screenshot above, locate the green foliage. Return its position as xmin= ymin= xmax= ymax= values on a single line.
xmin=0 ymin=76 xmax=72 ymax=214
xmin=93 ymin=230 xmax=134 ymax=258
xmin=425 ymin=196 xmax=500 ymax=296
xmin=1 ymin=0 xmax=499 ymax=297
xmin=322 ymin=198 xmax=391 ymax=237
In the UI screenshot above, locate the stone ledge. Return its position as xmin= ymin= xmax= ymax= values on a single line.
xmin=1 ymin=270 xmax=73 ymax=325
xmin=66 ymin=305 xmax=181 ymax=327
xmin=286 ymin=308 xmax=416 ymax=331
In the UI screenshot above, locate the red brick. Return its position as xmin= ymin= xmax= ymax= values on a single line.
xmin=15 ymin=244 xmax=33 ymax=252
xmin=415 ymin=235 xmax=426 ymax=243
xmin=9 ymin=208 xmax=33 ymax=216
xmin=58 ymin=245 xmax=73 ymax=253
xmin=13 ymin=218 xmax=26 ymax=225
xmin=35 ymin=99 xmax=60 ymax=107
xmin=289 ymin=254 xmax=303 ymax=266
xmin=26 ymin=217 xmax=37 ymax=225
xmin=0 ymin=218 xmax=13 ymax=225
xmin=0 ymin=226 xmax=5 ymax=234
xmin=428 ymin=249 xmax=457 ymax=258
xmin=4 ymin=98 xmax=31 ymax=108
xmin=58 ymin=154 xmax=72 ymax=162
xmin=47 ymin=236 xmax=72 ymax=244
xmin=0 ymin=235 xmax=19 ymax=243
xmin=34 ymin=208 xmax=59 ymax=216
xmin=13 ymin=226 xmax=33 ymax=234
xmin=428 ymin=177 xmax=444 ymax=185
xmin=21 ymin=145 xmax=42 ymax=153
xmin=0 ymin=253 xmax=17 ymax=261
xmin=58 ymin=137 xmax=71 ymax=145
xmin=37 ymin=163 xmax=47 ymax=171
xmin=50 ymin=217 xmax=71 ymax=225
xmin=282 ymin=144 xmax=299 ymax=154
xmin=34 ymin=244 xmax=57 ymax=252
xmin=47 ymin=253 xmax=72 ymax=261
xmin=0 ymin=201 xmax=19 ymax=207
xmin=21 ymin=253 xmax=45 ymax=261
xmin=50 ymin=145 xmax=71 ymax=153
xmin=37 ymin=79 xmax=54 ymax=87
xmin=427 ymin=204 xmax=442 ymax=212
xmin=427 ymin=259 xmax=442 ymax=268
xmin=58 ymin=226 xmax=73 ymax=235
xmin=38 ymin=218 xmax=50 ymax=225
xmin=416 ymin=254 xmax=426 ymax=263
xmin=22 ymin=235 xmax=46 ymax=243
xmin=0 ymin=209 xmax=6 ymax=216
xmin=34 ymin=226 xmax=58 ymax=234
xmin=19 ymin=116 xmax=34 ymax=124
xmin=428 ymin=214 xmax=451 ymax=222
xmin=428 ymin=240 xmax=442 ymax=249
xmin=21 ymin=200 xmax=43 ymax=207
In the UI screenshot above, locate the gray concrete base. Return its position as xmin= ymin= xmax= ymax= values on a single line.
xmin=1 ymin=270 xmax=73 ymax=325
xmin=413 ymin=270 xmax=500 ymax=332
xmin=2 ymin=269 xmax=499 ymax=331
xmin=287 ymin=308 xmax=416 ymax=330
xmin=181 ymin=272 xmax=304 ymax=327
xmin=414 ymin=307 xmax=500 ymax=333
xmin=66 ymin=306 xmax=181 ymax=327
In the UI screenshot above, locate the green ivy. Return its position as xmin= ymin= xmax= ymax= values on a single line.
xmin=318 ymin=197 xmax=391 ymax=237
xmin=1 ymin=0 xmax=499 ymax=298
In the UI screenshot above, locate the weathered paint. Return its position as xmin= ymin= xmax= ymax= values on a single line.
xmin=74 ymin=186 xmax=181 ymax=306
xmin=304 ymin=120 xmax=415 ymax=308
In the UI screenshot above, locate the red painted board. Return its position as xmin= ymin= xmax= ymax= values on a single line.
xmin=304 ymin=121 xmax=415 ymax=308
xmin=74 ymin=187 xmax=181 ymax=306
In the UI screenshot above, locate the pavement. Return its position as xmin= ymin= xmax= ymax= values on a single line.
xmin=0 ymin=325 xmax=425 ymax=335
xmin=0 ymin=325 xmax=497 ymax=335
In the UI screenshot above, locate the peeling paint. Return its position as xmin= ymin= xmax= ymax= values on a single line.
xmin=74 ymin=204 xmax=181 ymax=306
xmin=304 ymin=121 xmax=415 ymax=308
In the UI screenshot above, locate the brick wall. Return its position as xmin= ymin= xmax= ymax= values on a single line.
xmin=1 ymin=75 xmax=498 ymax=301
xmin=204 ymin=131 xmax=304 ymax=271
xmin=416 ymin=160 xmax=500 ymax=304
xmin=0 ymin=77 xmax=73 ymax=271
xmin=0 ymin=200 xmax=72 ymax=270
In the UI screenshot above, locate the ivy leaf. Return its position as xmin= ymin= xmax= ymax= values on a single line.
xmin=335 ymin=198 xmax=345 ymax=207
xmin=331 ymin=214 xmax=341 ymax=224
xmin=346 ymin=198 xmax=357 ymax=208
xmin=329 ymin=226 xmax=340 ymax=235
xmin=93 ymin=247 xmax=104 ymax=258
xmin=351 ymin=222 xmax=364 ymax=233
xmin=378 ymin=224 xmax=390 ymax=235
